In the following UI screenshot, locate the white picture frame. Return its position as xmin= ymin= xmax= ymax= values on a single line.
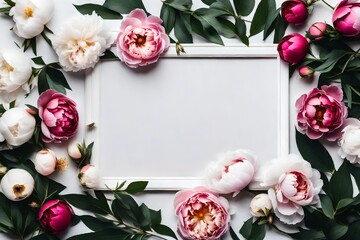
xmin=85 ymin=44 xmax=289 ymax=190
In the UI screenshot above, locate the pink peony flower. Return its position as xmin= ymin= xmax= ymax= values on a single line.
xmin=37 ymin=90 xmax=79 ymax=143
xmin=39 ymin=199 xmax=73 ymax=234
xmin=332 ymin=0 xmax=360 ymax=37
xmin=308 ymin=22 xmax=327 ymax=40
xmin=116 ymin=9 xmax=170 ymax=68
xmin=261 ymin=154 xmax=323 ymax=225
xmin=296 ymin=85 xmax=347 ymax=141
xmin=174 ymin=187 xmax=230 ymax=240
xmin=281 ymin=0 xmax=309 ymax=26
xmin=277 ymin=33 xmax=309 ymax=65
xmin=205 ymin=149 xmax=256 ymax=196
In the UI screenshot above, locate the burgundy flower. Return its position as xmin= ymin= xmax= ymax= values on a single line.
xmin=332 ymin=0 xmax=360 ymax=37
xmin=37 ymin=90 xmax=79 ymax=143
xmin=281 ymin=0 xmax=309 ymax=26
xmin=39 ymin=200 xmax=73 ymax=234
xmin=277 ymin=33 xmax=309 ymax=65
xmin=295 ymin=85 xmax=347 ymax=141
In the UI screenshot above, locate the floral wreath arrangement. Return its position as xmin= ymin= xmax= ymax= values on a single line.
xmin=0 ymin=0 xmax=359 ymax=239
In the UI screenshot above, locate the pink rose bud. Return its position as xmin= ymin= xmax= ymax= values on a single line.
xmin=116 ymin=9 xmax=170 ymax=68
xmin=250 ymin=193 xmax=272 ymax=217
xmin=37 ymin=89 xmax=79 ymax=143
xmin=34 ymin=149 xmax=57 ymax=176
xmin=39 ymin=199 xmax=73 ymax=234
xmin=78 ymin=164 xmax=99 ymax=189
xmin=298 ymin=65 xmax=315 ymax=79
xmin=333 ymin=0 xmax=360 ymax=37
xmin=308 ymin=22 xmax=327 ymax=40
xmin=174 ymin=187 xmax=230 ymax=240
xmin=296 ymin=85 xmax=347 ymax=141
xmin=281 ymin=0 xmax=309 ymax=26
xmin=277 ymin=33 xmax=309 ymax=65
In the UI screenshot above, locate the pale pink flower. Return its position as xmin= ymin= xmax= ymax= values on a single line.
xmin=332 ymin=0 xmax=360 ymax=37
xmin=205 ymin=149 xmax=256 ymax=196
xmin=277 ymin=33 xmax=309 ymax=65
xmin=261 ymin=154 xmax=323 ymax=224
xmin=338 ymin=118 xmax=360 ymax=163
xmin=78 ymin=164 xmax=99 ymax=189
xmin=281 ymin=0 xmax=309 ymax=26
xmin=116 ymin=9 xmax=170 ymax=68
xmin=296 ymin=85 xmax=347 ymax=141
xmin=33 ymin=149 xmax=57 ymax=176
xmin=174 ymin=187 xmax=230 ymax=240
xmin=308 ymin=22 xmax=327 ymax=40
xmin=250 ymin=193 xmax=272 ymax=217
xmin=37 ymin=90 xmax=79 ymax=143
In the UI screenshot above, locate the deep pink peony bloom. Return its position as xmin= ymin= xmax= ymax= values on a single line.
xmin=39 ymin=199 xmax=74 ymax=234
xmin=277 ymin=33 xmax=309 ymax=65
xmin=296 ymin=85 xmax=347 ymax=141
xmin=332 ymin=0 xmax=360 ymax=37
xmin=116 ymin=9 xmax=170 ymax=68
xmin=308 ymin=22 xmax=327 ymax=40
xmin=174 ymin=187 xmax=230 ymax=240
xmin=281 ymin=0 xmax=309 ymax=26
xmin=38 ymin=90 xmax=79 ymax=143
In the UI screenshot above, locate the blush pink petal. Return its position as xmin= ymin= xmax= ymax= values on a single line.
xmin=128 ymin=8 xmax=147 ymax=22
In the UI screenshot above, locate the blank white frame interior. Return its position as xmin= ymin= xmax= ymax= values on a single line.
xmin=85 ymin=44 xmax=289 ymax=190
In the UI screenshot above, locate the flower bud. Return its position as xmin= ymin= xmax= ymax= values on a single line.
xmin=34 ymin=149 xmax=57 ymax=176
xmin=39 ymin=199 xmax=73 ymax=234
xmin=78 ymin=164 xmax=99 ymax=189
xmin=0 ymin=164 xmax=7 ymax=175
xmin=298 ymin=65 xmax=314 ymax=80
xmin=67 ymin=142 xmax=82 ymax=161
xmin=281 ymin=0 xmax=309 ymax=26
xmin=0 ymin=107 xmax=36 ymax=147
xmin=250 ymin=193 xmax=272 ymax=217
xmin=1 ymin=168 xmax=34 ymax=201
xmin=307 ymin=22 xmax=327 ymax=40
xmin=333 ymin=0 xmax=360 ymax=37
xmin=277 ymin=33 xmax=309 ymax=65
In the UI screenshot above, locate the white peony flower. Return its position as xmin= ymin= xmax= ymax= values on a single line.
xmin=78 ymin=164 xmax=99 ymax=189
xmin=205 ymin=149 xmax=256 ymax=196
xmin=250 ymin=193 xmax=272 ymax=217
xmin=1 ymin=168 xmax=34 ymax=201
xmin=9 ymin=0 xmax=54 ymax=39
xmin=33 ymin=149 xmax=57 ymax=176
xmin=338 ymin=118 xmax=360 ymax=164
xmin=0 ymin=48 xmax=32 ymax=102
xmin=53 ymin=13 xmax=113 ymax=72
xmin=0 ymin=107 xmax=36 ymax=147
xmin=261 ymin=154 xmax=323 ymax=225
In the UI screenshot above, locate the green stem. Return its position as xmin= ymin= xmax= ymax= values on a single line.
xmin=341 ymin=48 xmax=360 ymax=74
xmin=321 ymin=0 xmax=334 ymax=10
xmin=350 ymin=86 xmax=360 ymax=98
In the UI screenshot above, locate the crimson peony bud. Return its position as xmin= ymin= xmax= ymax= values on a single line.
xmin=39 ymin=200 xmax=73 ymax=234
xmin=281 ymin=0 xmax=309 ymax=26
xmin=277 ymin=33 xmax=309 ymax=65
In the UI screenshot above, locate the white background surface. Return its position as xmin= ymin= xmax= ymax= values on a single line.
xmin=0 ymin=0 xmax=341 ymax=239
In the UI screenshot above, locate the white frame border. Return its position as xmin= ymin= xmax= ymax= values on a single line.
xmin=85 ymin=44 xmax=289 ymax=190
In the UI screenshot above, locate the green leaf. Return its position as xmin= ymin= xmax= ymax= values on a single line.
xmin=191 ymin=14 xmax=224 ymax=45
xmin=347 ymin=221 xmax=360 ymax=240
xmin=230 ymin=226 xmax=240 ymax=240
xmin=235 ymin=18 xmax=249 ymax=46
xmin=67 ymin=229 xmax=130 ymax=240
xmin=216 ymin=18 xmax=237 ymax=39
xmin=288 ymin=228 xmax=326 ymax=240
xmin=315 ymin=50 xmax=349 ymax=73
xmin=240 ymin=217 xmax=253 ymax=238
xmin=149 ymin=209 xmax=161 ymax=226
xmin=249 ymin=0 xmax=269 ymax=37
xmin=100 ymin=50 xmax=117 ymax=60
xmin=46 ymin=67 xmax=71 ymax=90
xmin=210 ymin=0 xmax=235 ymax=16
xmin=139 ymin=204 xmax=151 ymax=229
xmin=174 ymin=12 xmax=193 ymax=43
xmin=74 ymin=4 xmax=122 ymax=19
xmin=320 ymin=194 xmax=334 ymax=219
xmin=239 ymin=218 xmax=266 ymax=240
xmin=304 ymin=206 xmax=328 ymax=230
xmin=41 ymin=31 xmax=52 ymax=47
xmin=342 ymin=82 xmax=352 ymax=108
xmin=78 ymin=215 xmax=115 ymax=231
xmin=164 ymin=0 xmax=192 ymax=11
xmin=324 ymin=221 xmax=348 ymax=240
xmin=32 ymin=57 xmax=46 ymax=65
xmin=273 ymin=14 xmax=288 ymax=43
xmin=296 ymin=129 xmax=335 ymax=172
xmin=4 ymin=0 xmax=15 ymax=7
xmin=201 ymin=0 xmax=216 ymax=5
xmin=30 ymin=37 xmax=37 ymax=55
xmin=262 ymin=4 xmax=278 ymax=40
xmin=234 ymin=0 xmax=255 ymax=16
xmin=347 ymin=162 xmax=360 ymax=191
xmin=328 ymin=161 xmax=353 ymax=205
xmin=124 ymin=181 xmax=148 ymax=195
xmin=61 ymin=193 xmax=110 ymax=215
xmin=103 ymin=0 xmax=147 ymax=14
xmin=152 ymin=224 xmax=178 ymax=239
xmin=160 ymin=4 xmax=176 ymax=34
